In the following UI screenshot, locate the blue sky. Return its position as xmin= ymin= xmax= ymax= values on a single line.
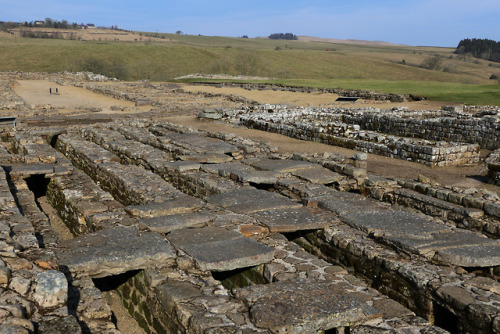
xmin=1 ymin=0 xmax=499 ymax=46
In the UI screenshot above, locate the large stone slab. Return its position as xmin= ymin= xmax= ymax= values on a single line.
xmin=250 ymin=207 xmax=328 ymax=233
xmin=319 ymin=197 xmax=389 ymax=215
xmin=139 ymin=211 xmax=216 ymax=233
xmin=383 ymin=229 xmax=498 ymax=258
xmin=235 ymin=280 xmax=380 ymax=333
xmin=292 ymin=166 xmax=343 ymax=184
xmin=166 ymin=132 xmax=239 ymax=154
xmin=434 ymin=243 xmax=500 ymax=267
xmin=167 ymin=226 xmax=242 ymax=247
xmin=249 ymin=159 xmax=317 ymax=173
xmin=125 ymin=195 xmax=205 ymax=218
xmin=340 ymin=210 xmax=449 ymax=236
xmin=203 ymin=162 xmax=277 ymax=184
xmin=167 ymin=227 xmax=274 ymax=271
xmin=7 ymin=164 xmax=56 ymax=178
xmin=177 ymin=153 xmax=233 ymax=164
xmin=206 ymin=188 xmax=302 ymax=213
xmin=57 ymin=227 xmax=175 ymax=278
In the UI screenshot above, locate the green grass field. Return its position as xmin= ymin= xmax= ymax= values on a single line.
xmin=0 ymin=31 xmax=498 ymax=105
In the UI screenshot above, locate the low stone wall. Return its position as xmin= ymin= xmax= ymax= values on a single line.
xmin=239 ymin=112 xmax=480 ymax=167
xmin=342 ymin=111 xmax=500 ymax=150
xmin=193 ymin=81 xmax=410 ymax=102
xmin=357 ymin=175 xmax=500 ymax=239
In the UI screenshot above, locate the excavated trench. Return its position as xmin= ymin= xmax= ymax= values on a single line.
xmin=3 ymin=167 xmax=146 ymax=333
xmin=9 ymin=124 xmax=496 ymax=333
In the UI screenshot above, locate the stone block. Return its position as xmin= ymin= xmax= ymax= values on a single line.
xmin=292 ymin=166 xmax=343 ymax=184
xmin=435 ymin=285 xmax=476 ymax=312
xmin=484 ymin=202 xmax=500 ymax=218
xmin=235 ymin=281 xmax=380 ymax=333
xmin=125 ymin=195 xmax=204 ymax=218
xmin=206 ymin=188 xmax=302 ymax=214
xmin=342 ymin=166 xmax=367 ymax=178
xmin=139 ymin=211 xmax=215 ymax=233
xmin=249 ymin=158 xmax=317 ymax=173
xmin=341 ymin=210 xmax=448 ymax=237
xmin=57 ymin=227 xmax=175 ymax=278
xmin=320 ymin=198 xmax=388 ymax=216
xmin=434 ymin=243 xmax=500 ymax=267
xmin=156 ymin=280 xmax=203 ymax=314
xmin=250 ymin=207 xmax=328 ymax=233
xmin=167 ymin=227 xmax=242 ymax=247
xmin=181 ymin=238 xmax=274 ymax=272
xmin=33 ymin=270 xmax=68 ymax=309
xmin=37 ymin=316 xmax=82 ymax=334
xmin=167 ymin=227 xmax=274 ymax=272
xmin=178 ymin=153 xmax=233 ymax=164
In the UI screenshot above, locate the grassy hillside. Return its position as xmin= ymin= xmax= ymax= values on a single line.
xmin=0 ymin=30 xmax=499 ymax=104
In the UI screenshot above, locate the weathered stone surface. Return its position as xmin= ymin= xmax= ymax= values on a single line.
xmin=160 ymin=161 xmax=201 ymax=173
xmin=469 ymin=276 xmax=500 ymax=294
xmin=33 ymin=270 xmax=68 ymax=309
xmin=340 ymin=210 xmax=448 ymax=236
xmin=178 ymin=153 xmax=233 ymax=164
xmin=165 ymin=131 xmax=239 ymax=154
xmin=125 ymin=195 xmax=205 ymax=218
xmin=9 ymin=276 xmax=31 ymax=296
xmin=319 ymin=197 xmax=389 ymax=215
xmin=156 ymin=280 xmax=204 ymax=313
xmin=230 ymin=170 xmax=277 ymax=185
xmin=206 ymin=188 xmax=302 ymax=213
xmin=434 ymin=243 xmax=500 ymax=267
xmin=0 ymin=324 xmax=30 ymax=334
xmin=57 ymin=227 xmax=175 ymax=277
xmin=0 ymin=267 xmax=12 ymax=287
xmin=7 ymin=164 xmax=56 ymax=178
xmin=435 ymin=285 xmax=476 ymax=312
xmin=250 ymin=207 xmax=328 ymax=233
xmin=167 ymin=226 xmax=242 ymax=247
xmin=291 ymin=166 xmax=343 ymax=184
xmin=235 ymin=281 xmax=380 ymax=333
xmin=139 ymin=211 xmax=216 ymax=233
xmin=372 ymin=298 xmax=414 ymax=319
xmin=167 ymin=227 xmax=274 ymax=271
xmin=249 ymin=159 xmax=317 ymax=173
xmin=182 ymin=238 xmax=274 ymax=272
xmin=37 ymin=316 xmax=82 ymax=334
xmin=203 ymin=162 xmax=278 ymax=184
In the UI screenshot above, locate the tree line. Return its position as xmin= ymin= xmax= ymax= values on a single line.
xmin=268 ymin=33 xmax=297 ymax=40
xmin=455 ymin=38 xmax=500 ymax=63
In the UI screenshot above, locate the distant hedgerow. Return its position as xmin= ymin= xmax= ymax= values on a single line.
xmin=268 ymin=33 xmax=297 ymax=40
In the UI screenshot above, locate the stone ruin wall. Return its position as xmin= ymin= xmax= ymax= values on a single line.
xmin=1 ymin=73 xmax=500 ymax=333
xmin=193 ymin=82 xmax=411 ymax=102
xmin=1 ymin=119 xmax=500 ymax=333
xmin=227 ymin=107 xmax=482 ymax=167
xmin=341 ymin=111 xmax=500 ymax=150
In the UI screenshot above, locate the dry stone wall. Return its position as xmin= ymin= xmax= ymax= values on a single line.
xmin=231 ymin=108 xmax=481 ymax=166
xmin=341 ymin=109 xmax=500 ymax=150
